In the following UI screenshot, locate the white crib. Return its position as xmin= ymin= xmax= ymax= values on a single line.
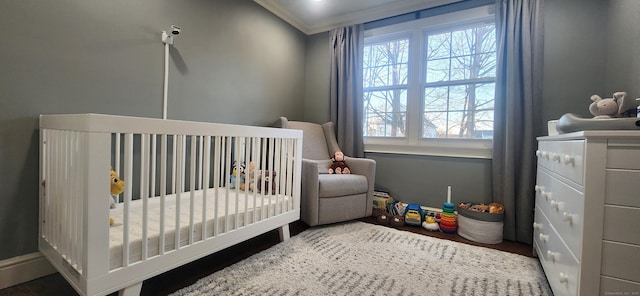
xmin=38 ymin=114 xmax=302 ymax=296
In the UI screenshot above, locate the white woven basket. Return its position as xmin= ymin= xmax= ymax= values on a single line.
xmin=457 ymin=214 xmax=504 ymax=244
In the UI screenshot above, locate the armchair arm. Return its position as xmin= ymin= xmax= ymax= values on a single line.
xmin=299 ymin=159 xmax=325 ymax=226
xmin=344 ymin=156 xmax=376 ymax=216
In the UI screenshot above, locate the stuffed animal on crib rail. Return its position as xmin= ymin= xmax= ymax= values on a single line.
xmin=328 ymin=151 xmax=350 ymax=174
xmin=257 ymin=170 xmax=277 ymax=195
xmin=110 ymin=168 xmax=125 ymax=226
xmin=589 ymin=92 xmax=627 ymax=119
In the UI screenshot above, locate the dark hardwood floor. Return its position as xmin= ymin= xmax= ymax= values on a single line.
xmin=1 ymin=218 xmax=533 ymax=296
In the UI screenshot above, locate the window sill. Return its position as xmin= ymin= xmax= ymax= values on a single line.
xmin=364 ymin=142 xmax=493 ymax=159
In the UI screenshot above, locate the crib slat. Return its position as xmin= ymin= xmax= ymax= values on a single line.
xmin=224 ymin=137 xmax=233 ymax=232
xmin=174 ymin=135 xmax=183 ymax=250
xmin=213 ymin=136 xmax=221 ymax=237
xmin=141 ymin=134 xmax=149 ymax=260
xmin=189 ymin=135 xmax=196 ymax=245
xmin=151 ymin=134 xmax=157 ymax=197
xmin=159 ymin=135 xmax=167 ymax=255
xmin=202 ymin=136 xmax=211 ymax=239
xmin=122 ymin=133 xmax=133 ymax=267
xmin=234 ymin=137 xmax=241 ymax=231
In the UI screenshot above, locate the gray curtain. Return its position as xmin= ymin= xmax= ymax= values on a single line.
xmin=493 ymin=0 xmax=544 ymax=244
xmin=329 ymin=25 xmax=365 ymax=158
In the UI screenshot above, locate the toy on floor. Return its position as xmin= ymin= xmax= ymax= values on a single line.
xmin=440 ymin=186 xmax=457 ymax=234
xmin=403 ymin=203 xmax=423 ymax=226
xmin=110 ymin=168 xmax=125 ymax=226
xmin=422 ymin=216 xmax=440 ymax=231
xmin=329 ymin=151 xmax=350 ymax=174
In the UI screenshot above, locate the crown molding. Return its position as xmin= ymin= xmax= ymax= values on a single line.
xmin=255 ymin=0 xmax=462 ymax=35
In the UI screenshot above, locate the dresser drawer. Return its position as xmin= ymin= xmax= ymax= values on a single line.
xmin=537 ymin=140 xmax=584 ymax=185
xmin=603 ymin=205 xmax=640 ymax=245
xmin=600 ymin=276 xmax=640 ymax=295
xmin=606 ymin=139 xmax=640 ymax=169
xmin=601 ymin=241 xmax=640 ymax=283
xmin=534 ymin=206 xmax=580 ymax=296
xmin=535 ymin=168 xmax=584 ymax=258
xmin=605 ymin=169 xmax=640 ymax=207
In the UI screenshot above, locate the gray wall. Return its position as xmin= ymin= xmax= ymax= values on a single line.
xmin=0 ymin=0 xmax=306 ymax=261
xmin=304 ymin=0 xmax=638 ymax=209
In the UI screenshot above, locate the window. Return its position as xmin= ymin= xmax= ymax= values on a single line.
xmin=363 ymin=6 xmax=496 ymax=158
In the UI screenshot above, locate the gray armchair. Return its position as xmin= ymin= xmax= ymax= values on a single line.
xmin=274 ymin=117 xmax=376 ymax=226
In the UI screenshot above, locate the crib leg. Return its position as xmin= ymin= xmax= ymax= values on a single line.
xmin=278 ymin=224 xmax=290 ymax=241
xmin=118 ymin=282 xmax=143 ymax=296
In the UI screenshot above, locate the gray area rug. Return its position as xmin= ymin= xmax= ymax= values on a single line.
xmin=171 ymin=221 xmax=551 ymax=296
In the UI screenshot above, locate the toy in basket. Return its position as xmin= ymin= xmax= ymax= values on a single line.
xmin=456 ymin=202 xmax=505 ymax=244
xmin=439 ymin=186 xmax=457 ymax=234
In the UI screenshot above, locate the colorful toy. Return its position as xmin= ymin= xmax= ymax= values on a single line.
xmin=489 ymin=202 xmax=505 ymax=214
xmin=403 ymin=203 xmax=423 ymax=226
xmin=110 ymin=168 xmax=125 ymax=226
xmin=422 ymin=216 xmax=440 ymax=231
xmin=440 ymin=186 xmax=457 ymax=234
xmin=229 ymin=161 xmax=245 ymax=189
xmin=328 ymin=151 xmax=350 ymax=174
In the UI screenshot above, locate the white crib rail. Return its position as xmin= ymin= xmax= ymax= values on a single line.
xmin=39 ymin=114 xmax=302 ymax=295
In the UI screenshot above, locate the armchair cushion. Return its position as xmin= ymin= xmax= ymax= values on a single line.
xmin=318 ymin=174 xmax=368 ymax=198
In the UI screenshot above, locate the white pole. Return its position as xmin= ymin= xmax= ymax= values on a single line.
xmin=163 ymin=41 xmax=169 ymax=120
xmin=161 ymin=30 xmax=173 ymax=120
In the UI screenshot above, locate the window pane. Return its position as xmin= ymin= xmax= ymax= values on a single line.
xmin=424 ymin=86 xmax=449 ymax=111
xmin=427 ymin=32 xmax=451 ymax=59
xmin=364 ymin=89 xmax=407 ymax=137
xmin=425 ymin=58 xmax=450 ymax=83
xmin=425 ymin=24 xmax=496 ymax=84
xmin=363 ymin=39 xmax=409 ymax=88
xmin=423 ymin=83 xmax=494 ymax=139
xmin=448 ymin=85 xmax=467 ymax=111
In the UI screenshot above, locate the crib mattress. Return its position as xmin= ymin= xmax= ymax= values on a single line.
xmin=109 ymin=187 xmax=291 ymax=269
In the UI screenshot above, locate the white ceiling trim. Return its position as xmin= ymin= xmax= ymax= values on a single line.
xmin=254 ymin=0 xmax=463 ymax=35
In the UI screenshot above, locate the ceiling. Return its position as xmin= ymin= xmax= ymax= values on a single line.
xmin=254 ymin=0 xmax=461 ymax=35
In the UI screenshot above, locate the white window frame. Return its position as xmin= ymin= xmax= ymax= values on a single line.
xmin=363 ymin=5 xmax=496 ymax=159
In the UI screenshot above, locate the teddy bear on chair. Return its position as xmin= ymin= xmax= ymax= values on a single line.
xmin=589 ymin=91 xmax=627 ymax=119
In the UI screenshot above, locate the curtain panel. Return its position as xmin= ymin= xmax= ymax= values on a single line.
xmin=329 ymin=25 xmax=365 ymax=158
xmin=493 ymin=0 xmax=544 ymax=244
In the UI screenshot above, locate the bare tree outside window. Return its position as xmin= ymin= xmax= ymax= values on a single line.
xmin=363 ymin=39 xmax=409 ymax=137
xmin=363 ymin=23 xmax=496 ymax=140
xmin=424 ymin=24 xmax=496 ymax=139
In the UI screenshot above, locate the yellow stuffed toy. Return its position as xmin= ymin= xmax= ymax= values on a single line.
xmin=110 ymin=168 xmax=125 ymax=226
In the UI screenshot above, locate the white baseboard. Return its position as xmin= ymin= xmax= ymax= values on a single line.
xmin=0 ymin=252 xmax=57 ymax=289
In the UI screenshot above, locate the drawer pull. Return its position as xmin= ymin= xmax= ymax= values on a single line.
xmin=533 ymin=222 xmax=543 ymax=230
xmin=550 ymin=200 xmax=559 ymax=209
xmin=547 ymin=250 xmax=559 ymax=261
xmin=562 ymin=212 xmax=574 ymax=223
xmin=536 ymin=150 xmax=542 ymax=157
xmin=552 ymin=153 xmax=561 ymax=162
xmin=539 ymin=233 xmax=549 ymax=242
xmin=542 ymin=191 xmax=552 ymax=201
xmin=563 ymin=154 xmax=574 ymax=165
xmin=534 ymin=185 xmax=544 ymax=193
xmin=559 ymin=272 xmax=569 ymax=283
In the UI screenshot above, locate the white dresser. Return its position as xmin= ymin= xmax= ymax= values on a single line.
xmin=534 ymin=131 xmax=640 ymax=296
